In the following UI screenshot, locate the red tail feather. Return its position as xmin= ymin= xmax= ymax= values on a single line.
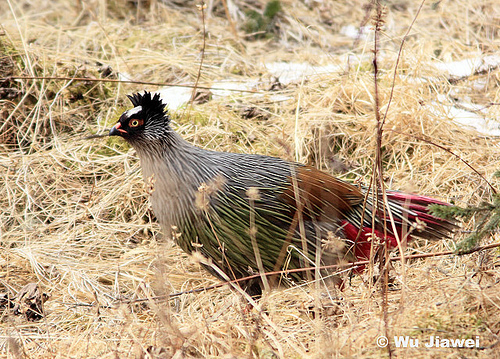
xmin=341 ymin=221 xmax=398 ymax=260
xmin=342 ymin=191 xmax=454 ymax=263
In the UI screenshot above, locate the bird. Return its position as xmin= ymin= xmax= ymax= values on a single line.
xmin=109 ymin=91 xmax=456 ymax=296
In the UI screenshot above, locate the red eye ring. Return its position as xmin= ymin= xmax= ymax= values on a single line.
xmin=129 ymin=119 xmax=143 ymax=127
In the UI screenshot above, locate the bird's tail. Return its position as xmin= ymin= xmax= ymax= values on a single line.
xmin=340 ymin=190 xmax=457 ymax=260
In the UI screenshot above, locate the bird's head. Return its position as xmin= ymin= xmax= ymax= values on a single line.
xmin=109 ymin=91 xmax=172 ymax=144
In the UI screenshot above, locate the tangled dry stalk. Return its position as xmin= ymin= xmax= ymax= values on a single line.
xmin=1 ymin=0 xmax=500 ymax=357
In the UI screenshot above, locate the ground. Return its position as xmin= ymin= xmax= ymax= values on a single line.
xmin=1 ymin=0 xmax=500 ymax=358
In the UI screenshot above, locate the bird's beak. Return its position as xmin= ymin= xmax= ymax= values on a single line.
xmin=109 ymin=122 xmax=127 ymax=136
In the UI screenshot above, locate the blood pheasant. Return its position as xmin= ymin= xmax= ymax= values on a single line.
xmin=109 ymin=91 xmax=455 ymax=296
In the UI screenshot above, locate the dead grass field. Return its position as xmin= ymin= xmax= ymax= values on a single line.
xmin=1 ymin=0 xmax=500 ymax=358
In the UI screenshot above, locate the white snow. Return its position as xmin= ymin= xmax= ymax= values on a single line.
xmin=433 ymin=55 xmax=500 ymax=79
xmin=264 ymin=62 xmax=343 ymax=85
xmin=429 ymin=96 xmax=500 ymax=136
xmin=340 ymin=25 xmax=370 ymax=40
xmin=211 ymin=80 xmax=258 ymax=99
xmin=155 ymin=86 xmax=193 ymax=110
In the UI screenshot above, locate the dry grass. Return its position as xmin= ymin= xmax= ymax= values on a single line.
xmin=1 ymin=0 xmax=500 ymax=357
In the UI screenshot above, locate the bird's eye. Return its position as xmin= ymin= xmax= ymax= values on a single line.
xmin=129 ymin=119 xmax=143 ymax=128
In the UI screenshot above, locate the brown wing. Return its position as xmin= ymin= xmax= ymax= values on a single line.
xmin=281 ymin=165 xmax=363 ymax=221
xmin=272 ymin=165 xmax=362 ymax=275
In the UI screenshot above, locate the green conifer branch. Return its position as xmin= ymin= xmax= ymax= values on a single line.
xmin=430 ymin=193 xmax=500 ymax=253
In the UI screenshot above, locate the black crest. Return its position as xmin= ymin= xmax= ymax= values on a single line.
xmin=127 ymin=91 xmax=169 ymax=123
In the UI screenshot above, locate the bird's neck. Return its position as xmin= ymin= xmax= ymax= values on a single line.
xmin=133 ymin=132 xmax=216 ymax=234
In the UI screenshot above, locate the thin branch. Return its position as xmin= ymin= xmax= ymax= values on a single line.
xmin=381 ymin=0 xmax=426 ymax=128
xmin=57 ymin=242 xmax=500 ymax=308
xmin=371 ymin=2 xmax=393 ymax=357
xmin=5 ymin=76 xmax=261 ymax=94
xmin=116 ymin=241 xmax=500 ymax=304
xmin=389 ymin=129 xmax=497 ymax=194
xmin=190 ymin=2 xmax=207 ymax=109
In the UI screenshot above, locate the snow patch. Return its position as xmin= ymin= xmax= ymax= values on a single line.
xmin=340 ymin=25 xmax=370 ymax=40
xmin=433 ymin=55 xmax=500 ymax=79
xmin=429 ymin=95 xmax=500 ymax=136
xmin=265 ymin=62 xmax=343 ymax=85
xmin=155 ymin=86 xmax=193 ymax=110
